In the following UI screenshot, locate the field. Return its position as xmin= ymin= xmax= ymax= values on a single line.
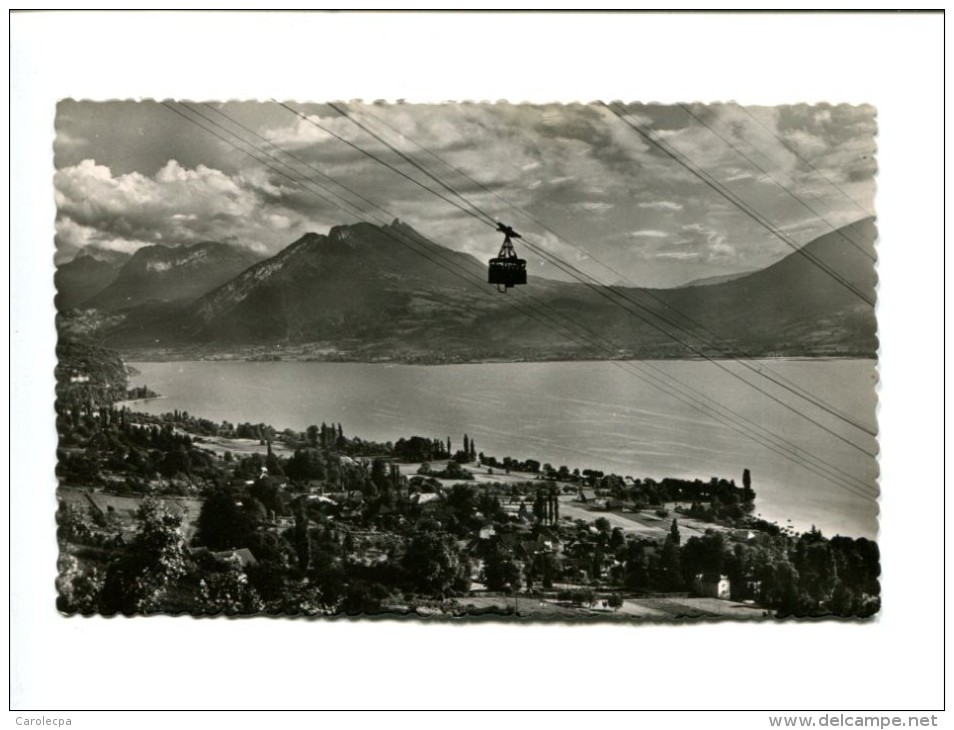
xmin=446 ymin=595 xmax=765 ymax=620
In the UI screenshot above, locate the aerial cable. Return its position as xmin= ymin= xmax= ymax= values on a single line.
xmin=600 ymin=102 xmax=875 ymax=308
xmin=326 ymin=102 xmax=498 ymax=229
xmin=160 ymin=101 xmax=877 ymax=500
xmin=326 ymin=102 xmax=876 ymax=454
xmin=161 ymin=102 xmax=363 ymax=223
xmin=198 ymin=102 xmax=406 ymax=224
xmin=275 ymin=101 xmax=497 ymax=232
xmin=179 ymin=101 xmax=876 ymax=498
xmin=731 ymin=103 xmax=876 ymax=219
xmin=515 ymin=236 xmax=875 ymax=459
xmin=338 ymin=101 xmax=877 ymax=440
xmin=678 ymin=103 xmax=875 ymax=261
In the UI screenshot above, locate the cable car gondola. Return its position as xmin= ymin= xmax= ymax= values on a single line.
xmin=488 ymin=222 xmax=527 ymax=293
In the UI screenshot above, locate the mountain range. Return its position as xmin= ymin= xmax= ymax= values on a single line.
xmin=82 ymin=241 xmax=263 ymax=312
xmin=55 ymin=218 xmax=878 ymax=362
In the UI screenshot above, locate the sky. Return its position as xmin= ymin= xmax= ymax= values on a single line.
xmin=53 ymin=100 xmax=877 ymax=287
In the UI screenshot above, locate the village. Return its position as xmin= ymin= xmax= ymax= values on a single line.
xmin=55 ymin=401 xmax=881 ymax=619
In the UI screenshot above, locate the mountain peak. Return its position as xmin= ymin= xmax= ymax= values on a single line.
xmin=90 ymin=217 xmax=877 ymax=359
xmin=82 ymin=239 xmax=263 ymax=311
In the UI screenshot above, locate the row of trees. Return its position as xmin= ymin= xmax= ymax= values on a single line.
xmin=56 ymin=410 xmax=220 ymax=490
xmin=613 ymin=521 xmax=880 ymax=617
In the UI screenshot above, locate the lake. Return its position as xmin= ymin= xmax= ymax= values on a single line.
xmin=127 ymin=359 xmax=879 ymax=539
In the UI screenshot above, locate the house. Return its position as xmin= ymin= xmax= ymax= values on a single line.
xmin=411 ymin=492 xmax=441 ymax=508
xmin=693 ymin=573 xmax=731 ymax=599
xmin=212 ymin=548 xmax=258 ymax=569
xmin=577 ymin=489 xmax=598 ymax=504
xmin=305 ymin=494 xmax=338 ymax=506
xmin=190 ymin=547 xmax=258 ymax=570
xmin=479 ymin=525 xmax=496 ymax=540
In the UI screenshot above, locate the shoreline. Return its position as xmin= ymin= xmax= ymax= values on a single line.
xmin=114 ymin=395 xmax=163 ymax=407
xmin=120 ymin=353 xmax=878 ymax=366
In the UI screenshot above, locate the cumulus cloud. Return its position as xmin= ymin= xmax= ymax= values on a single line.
xmin=54 ymin=158 xmax=327 ymax=259
xmin=53 ymin=101 xmax=876 ymax=285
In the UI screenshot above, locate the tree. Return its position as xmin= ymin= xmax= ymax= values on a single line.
xmin=532 ymin=489 xmax=547 ymax=522
xmin=307 ymin=424 xmax=319 ymax=447
xmin=742 ymin=467 xmax=755 ymax=506
xmin=623 ymin=541 xmax=652 ymax=591
xmin=197 ymin=488 xmax=253 ymax=550
xmin=293 ymin=498 xmax=311 ymax=572
xmin=56 ymin=554 xmax=104 ymax=614
xmin=482 ymin=544 xmax=523 ymax=593
xmin=100 ymin=498 xmax=188 ymax=613
xmin=56 ymin=502 xmax=96 ymax=545
xmin=370 ymin=457 xmax=390 ymax=492
xmin=463 ymin=434 xmax=470 ymax=458
xmin=607 ymin=592 xmax=624 ymax=612
xmin=251 ymin=477 xmax=285 ymax=519
xmin=335 ymin=423 xmax=347 ymax=450
xmin=195 ymin=558 xmax=264 ymax=615
xmin=403 ymin=530 xmax=467 ymax=597
xmin=657 ymin=529 xmax=684 ymax=592
xmin=265 ymin=450 xmax=284 ymax=477
xmin=285 ymin=448 xmax=326 ymax=481
xmin=447 ymin=484 xmax=478 ymax=526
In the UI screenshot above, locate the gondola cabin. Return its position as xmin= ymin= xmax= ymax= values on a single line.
xmin=489 ymin=222 xmax=527 ymax=292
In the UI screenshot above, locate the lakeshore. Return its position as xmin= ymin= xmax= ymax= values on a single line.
xmin=126 ymin=358 xmax=879 ymax=539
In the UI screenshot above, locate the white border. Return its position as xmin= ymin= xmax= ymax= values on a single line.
xmin=8 ymin=9 xmax=947 ymax=718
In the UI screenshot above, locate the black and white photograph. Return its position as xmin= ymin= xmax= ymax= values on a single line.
xmin=52 ymin=99 xmax=880 ymax=620
xmin=11 ymin=9 xmax=945 ymax=719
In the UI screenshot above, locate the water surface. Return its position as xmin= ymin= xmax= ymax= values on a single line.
xmin=128 ymin=359 xmax=879 ymax=539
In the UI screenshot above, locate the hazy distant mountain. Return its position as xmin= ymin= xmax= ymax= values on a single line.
xmin=83 ymin=218 xmax=877 ymax=361
xmin=81 ymin=246 xmax=133 ymax=268
xmin=682 ymin=270 xmax=754 ymax=288
xmin=660 ymin=217 xmax=878 ymax=357
xmin=83 ymin=242 xmax=263 ymax=312
xmin=55 ymin=250 xmax=123 ymax=312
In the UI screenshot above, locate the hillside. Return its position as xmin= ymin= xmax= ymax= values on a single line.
xmin=54 ymin=337 xmax=130 ymax=411
xmin=54 ymin=247 xmax=137 ymax=311
xmin=78 ymin=218 xmax=877 ymax=362
xmin=83 ymin=241 xmax=263 ymax=312
xmin=659 ymin=217 xmax=878 ymax=357
xmin=103 ymin=221 xmax=501 ymax=355
xmin=55 ymin=251 xmax=122 ymax=312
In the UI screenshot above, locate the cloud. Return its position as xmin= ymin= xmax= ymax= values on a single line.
xmin=54 ymin=159 xmax=328 ymax=258
xmin=54 ymin=130 xmax=88 ymax=149
xmin=655 ymin=251 xmax=700 ymax=260
xmin=708 ymin=239 xmax=736 ymax=259
xmin=52 ymin=101 xmax=877 ymax=285
xmin=571 ymin=202 xmax=615 ymax=212
xmin=628 ymin=230 xmax=670 ymax=238
xmin=637 ymin=200 xmax=683 ymax=211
